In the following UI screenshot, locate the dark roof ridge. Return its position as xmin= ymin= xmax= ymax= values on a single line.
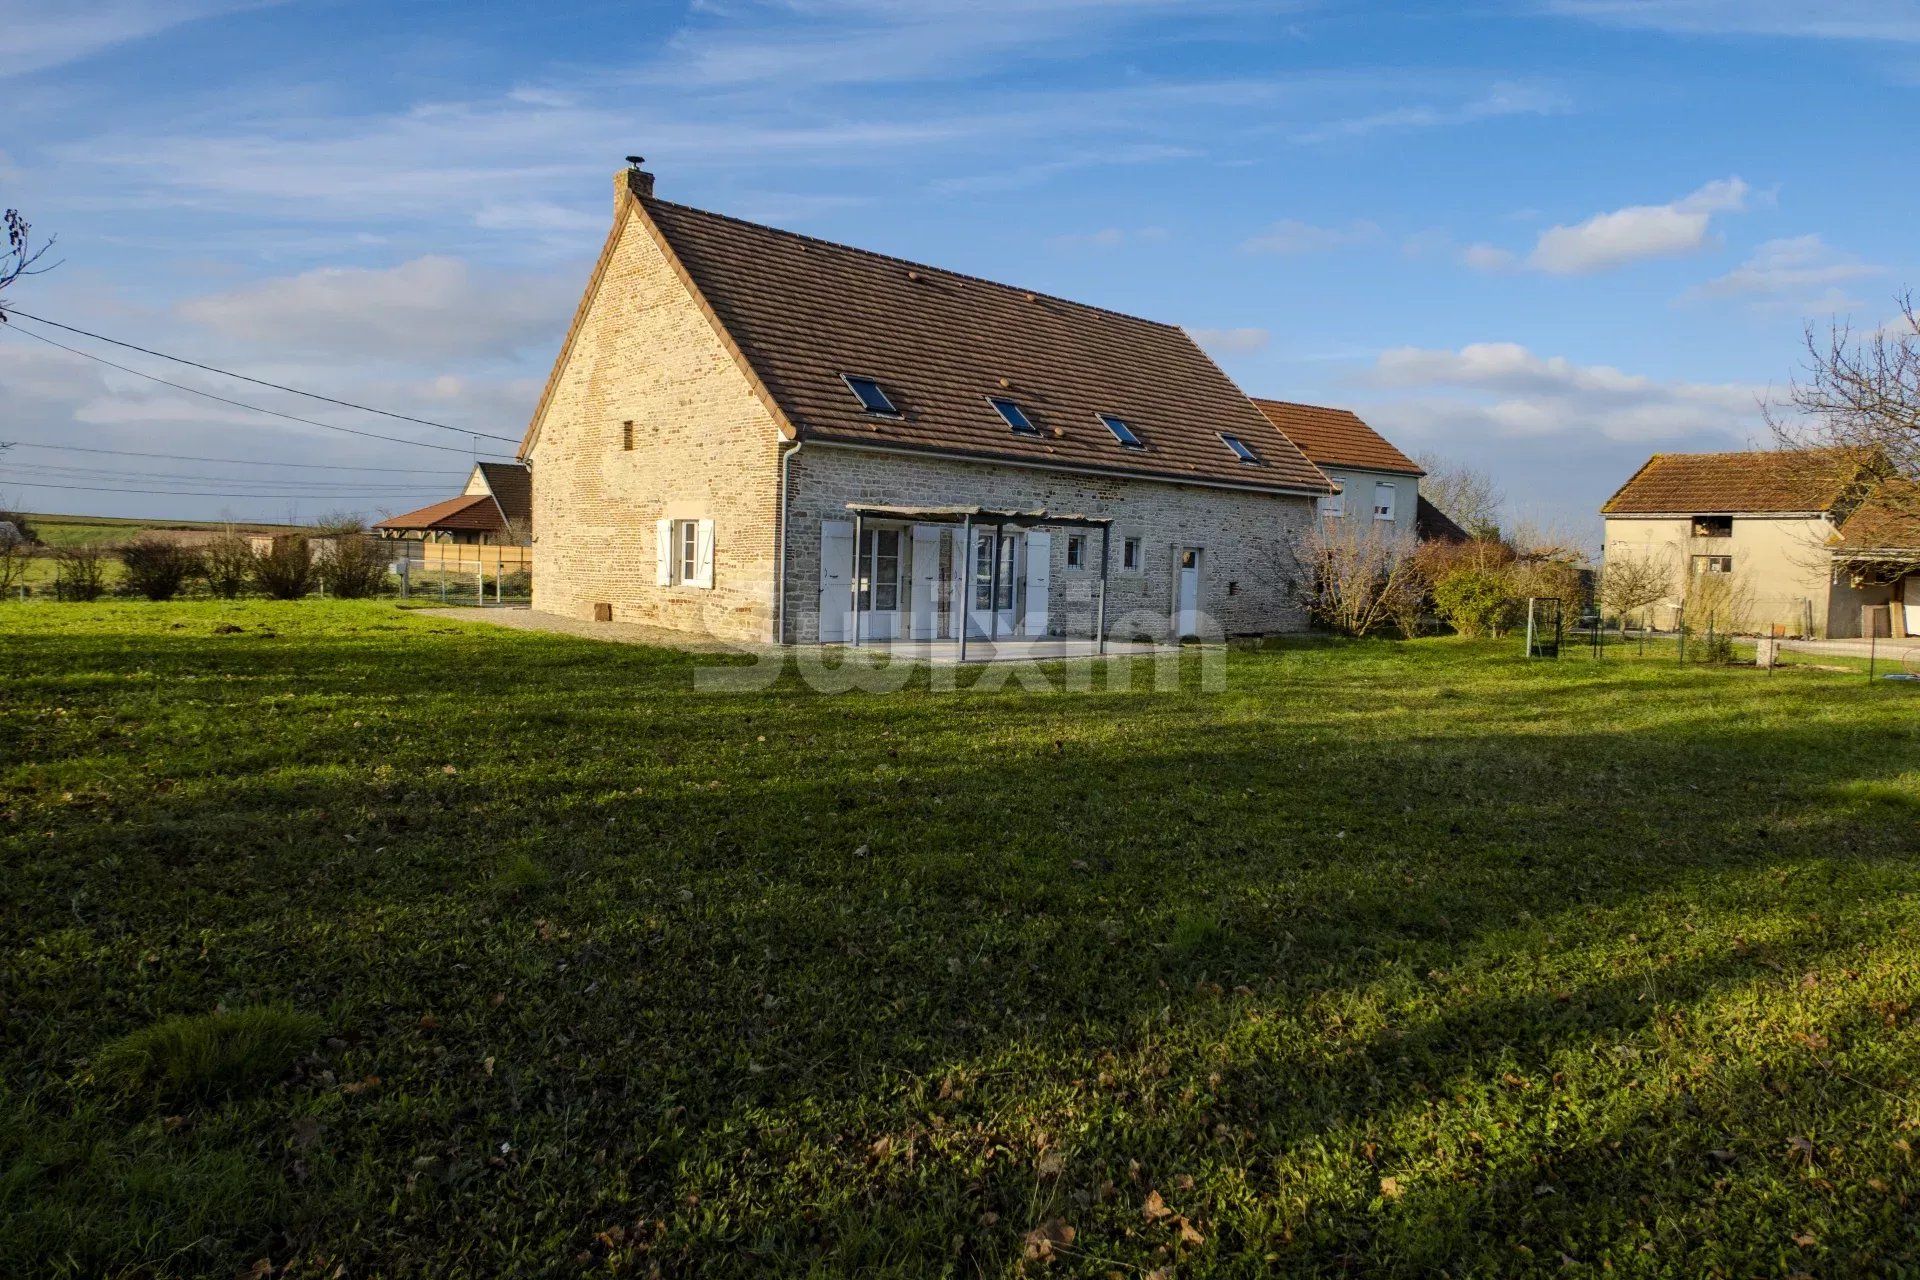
xmin=641 ymin=194 xmax=1182 ymax=334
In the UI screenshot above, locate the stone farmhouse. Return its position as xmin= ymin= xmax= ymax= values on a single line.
xmin=1601 ymin=447 xmax=1920 ymax=638
xmin=519 ymin=165 xmax=1445 ymax=648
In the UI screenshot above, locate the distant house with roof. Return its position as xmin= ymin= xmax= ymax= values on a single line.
xmin=375 ymin=461 xmax=532 ymax=546
xmin=1601 ymin=447 xmax=1920 ymax=638
xmin=1250 ymin=399 xmax=1434 ymax=541
xmin=517 ymin=164 xmax=1340 ymax=646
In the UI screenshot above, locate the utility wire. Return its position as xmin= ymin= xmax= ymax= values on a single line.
xmin=0 ymin=325 xmax=516 ymax=457
xmin=4 ymin=309 xmax=522 ymax=445
xmin=0 ymin=441 xmax=467 ymax=475
xmin=1 ymin=463 xmax=437 ymax=491
xmin=0 ymin=479 xmax=435 ymax=500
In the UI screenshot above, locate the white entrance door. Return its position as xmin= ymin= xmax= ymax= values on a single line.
xmin=1903 ymin=575 xmax=1920 ymax=637
xmin=967 ymin=531 xmax=1024 ymax=637
xmin=818 ymin=520 xmax=854 ymax=642
xmin=909 ymin=524 xmax=943 ymax=640
xmin=1174 ymin=546 xmax=1202 ymax=638
xmin=1022 ymin=530 xmax=1051 ymax=637
xmin=855 ymin=526 xmax=905 ymax=641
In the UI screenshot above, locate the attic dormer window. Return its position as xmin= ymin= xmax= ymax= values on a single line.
xmin=843 ymin=375 xmax=900 ymax=417
xmin=1220 ymin=432 xmax=1262 ymax=464
xmin=1099 ymin=414 xmax=1143 ymax=449
xmin=989 ymin=397 xmax=1040 ymax=435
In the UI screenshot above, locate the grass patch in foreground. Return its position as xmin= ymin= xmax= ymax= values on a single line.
xmin=3 ymin=600 xmax=1919 ymax=1278
xmin=92 ymin=1005 xmax=325 ymax=1102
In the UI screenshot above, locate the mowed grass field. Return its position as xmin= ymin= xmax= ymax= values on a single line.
xmin=3 ymin=601 xmax=1919 ymax=1279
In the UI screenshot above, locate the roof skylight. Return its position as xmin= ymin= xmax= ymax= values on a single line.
xmin=990 ymin=397 xmax=1040 ymax=435
xmin=843 ymin=375 xmax=900 ymax=416
xmin=1099 ymin=414 xmax=1144 ymax=449
xmin=1220 ymin=432 xmax=1262 ymax=464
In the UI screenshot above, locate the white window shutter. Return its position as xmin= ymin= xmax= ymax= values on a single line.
xmin=656 ymin=519 xmax=674 ymax=585
xmin=1022 ymin=530 xmax=1051 ymax=636
xmin=694 ymin=519 xmax=716 ymax=589
xmin=817 ymin=520 xmax=854 ymax=642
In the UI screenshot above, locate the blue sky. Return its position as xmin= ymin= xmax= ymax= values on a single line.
xmin=4 ymin=0 xmax=1917 ymax=533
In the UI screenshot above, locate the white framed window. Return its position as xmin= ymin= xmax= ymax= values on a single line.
xmin=1322 ymin=489 xmax=1345 ymax=518
xmin=656 ymin=517 xmax=715 ymax=589
xmin=1066 ymin=533 xmax=1087 ymax=569
xmin=1692 ymin=554 xmax=1733 ymax=576
xmin=1122 ymin=536 xmax=1142 ymax=572
xmin=857 ymin=527 xmax=902 ymax=611
xmin=1373 ymin=482 xmax=1396 ymax=521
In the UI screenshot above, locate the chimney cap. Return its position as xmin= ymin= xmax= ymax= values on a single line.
xmin=625 ymin=154 xmax=646 ymax=168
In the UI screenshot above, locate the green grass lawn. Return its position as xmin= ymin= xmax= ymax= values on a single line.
xmin=3 ymin=601 xmax=1918 ymax=1278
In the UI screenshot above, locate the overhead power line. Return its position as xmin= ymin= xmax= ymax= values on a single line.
xmin=0 ymin=478 xmax=435 ymax=500
xmin=1 ymin=325 xmax=514 ymax=458
xmin=0 ymin=441 xmax=467 ymax=474
xmin=1 ymin=462 xmax=438 ymax=491
xmin=4 ymin=309 xmax=522 ymax=445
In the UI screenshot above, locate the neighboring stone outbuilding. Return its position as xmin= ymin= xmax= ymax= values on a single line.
xmin=518 ymin=165 xmax=1338 ymax=646
xmin=1600 ymin=447 xmax=1920 ymax=638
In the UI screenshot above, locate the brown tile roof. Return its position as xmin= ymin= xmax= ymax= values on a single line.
xmin=1600 ymin=448 xmax=1875 ymax=515
xmin=1835 ymin=479 xmax=1920 ymax=551
xmin=602 ymin=187 xmax=1330 ymax=495
xmin=476 ymin=461 xmax=531 ymax=526
xmin=1250 ymin=399 xmax=1423 ymax=476
xmin=375 ymin=494 xmax=506 ymax=534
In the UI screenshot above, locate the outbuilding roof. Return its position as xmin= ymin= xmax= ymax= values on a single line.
xmin=475 ymin=461 xmax=531 ymax=526
xmin=374 ymin=494 xmax=506 ymax=535
xmin=525 ymin=172 xmax=1333 ymax=497
xmin=1251 ymin=398 xmax=1423 ymax=476
xmin=1601 ymin=448 xmax=1876 ymax=516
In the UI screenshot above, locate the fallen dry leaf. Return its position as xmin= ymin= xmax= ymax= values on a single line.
xmin=1143 ymin=1189 xmax=1172 ymax=1222
xmin=1022 ymin=1218 xmax=1075 ymax=1261
xmin=1175 ymin=1216 xmax=1205 ymax=1247
xmin=1379 ymin=1176 xmax=1404 ymax=1200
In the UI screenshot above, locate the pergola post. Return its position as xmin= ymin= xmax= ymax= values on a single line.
xmin=850 ymin=510 xmax=864 ymax=648
xmin=958 ymin=514 xmax=972 ymax=663
xmin=1097 ymin=523 xmax=1110 ymax=655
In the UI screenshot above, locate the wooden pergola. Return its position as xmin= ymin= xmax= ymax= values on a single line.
xmin=843 ymin=504 xmax=1114 ymax=659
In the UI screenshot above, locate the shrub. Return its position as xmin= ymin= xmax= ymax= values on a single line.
xmin=53 ymin=544 xmax=109 ymax=602
xmin=93 ymin=1005 xmax=323 ymax=1102
xmin=252 ymin=536 xmax=315 ymax=600
xmin=119 ymin=537 xmax=203 ymax=602
xmin=202 ymin=531 xmax=254 ymax=599
xmin=1433 ymin=566 xmax=1519 ymax=637
xmin=1287 ymin=519 xmax=1426 ymax=638
xmin=315 ymin=522 xmax=391 ymax=599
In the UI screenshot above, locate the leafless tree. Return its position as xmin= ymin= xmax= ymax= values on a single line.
xmin=1288 ymin=517 xmax=1427 ymax=637
xmin=1 ymin=209 xmax=56 ymax=321
xmin=1414 ymin=452 xmax=1504 ymax=537
xmin=1599 ymin=549 xmax=1673 ymax=625
xmin=1769 ymin=295 xmax=1920 ymax=517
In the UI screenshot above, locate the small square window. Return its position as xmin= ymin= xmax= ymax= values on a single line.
xmin=1691 ymin=554 xmax=1733 ymax=575
xmin=1066 ymin=533 xmax=1086 ymax=568
xmin=621 ymin=420 xmax=635 ymax=451
xmin=1122 ymin=537 xmax=1142 ymax=571
xmin=1100 ymin=414 xmax=1144 ymax=448
xmin=843 ymin=375 xmax=899 ymax=416
xmin=1220 ymin=432 xmax=1260 ymax=464
xmin=1373 ymin=482 xmax=1396 ymax=521
xmin=989 ymin=397 xmax=1039 ymax=435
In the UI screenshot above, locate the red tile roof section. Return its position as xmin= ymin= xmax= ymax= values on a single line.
xmin=374 ymin=495 xmax=506 ymax=534
xmin=631 ymin=191 xmax=1332 ymax=495
xmin=1601 ymin=448 xmax=1873 ymax=515
xmin=1251 ymin=399 xmax=1423 ymax=476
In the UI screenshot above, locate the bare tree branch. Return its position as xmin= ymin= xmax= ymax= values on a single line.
xmin=0 ymin=209 xmax=58 ymax=321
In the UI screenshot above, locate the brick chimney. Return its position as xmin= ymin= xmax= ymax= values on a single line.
xmin=616 ymin=158 xmax=654 ymax=215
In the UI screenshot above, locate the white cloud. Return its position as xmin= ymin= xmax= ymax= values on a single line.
xmin=1367 ymin=341 xmax=1766 ymax=442
xmin=1542 ymin=1 xmax=1920 ymax=42
xmin=1187 ymin=326 xmax=1271 ymax=355
xmin=1048 ymin=226 xmax=1170 ymax=251
xmin=1523 ymin=176 xmax=1749 ymax=274
xmin=1241 ymin=218 xmax=1382 ymax=255
xmin=176 ymin=256 xmax=575 ymax=363
xmin=1460 ymin=242 xmax=1519 ymax=272
xmin=0 ymin=0 xmax=283 ymax=79
xmin=1688 ymin=233 xmax=1885 ymax=304
xmin=1288 ymin=81 xmax=1568 ymax=143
